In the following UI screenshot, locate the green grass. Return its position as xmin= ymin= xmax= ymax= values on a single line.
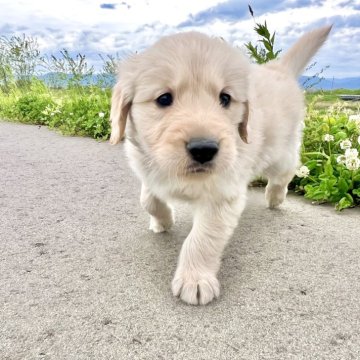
xmin=305 ymin=89 xmax=360 ymax=111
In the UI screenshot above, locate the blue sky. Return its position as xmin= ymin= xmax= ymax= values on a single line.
xmin=0 ymin=0 xmax=359 ymax=78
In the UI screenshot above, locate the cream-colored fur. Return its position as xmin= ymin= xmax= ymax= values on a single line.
xmin=110 ymin=26 xmax=331 ymax=305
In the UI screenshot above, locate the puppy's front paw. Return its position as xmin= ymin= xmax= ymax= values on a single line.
xmin=172 ymin=269 xmax=220 ymax=305
xmin=149 ymin=215 xmax=174 ymax=233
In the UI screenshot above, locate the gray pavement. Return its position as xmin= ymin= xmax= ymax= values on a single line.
xmin=1 ymin=121 xmax=359 ymax=360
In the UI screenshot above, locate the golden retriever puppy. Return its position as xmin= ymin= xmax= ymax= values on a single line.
xmin=110 ymin=25 xmax=331 ymax=305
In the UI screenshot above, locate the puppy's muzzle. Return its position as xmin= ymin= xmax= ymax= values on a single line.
xmin=186 ymin=138 xmax=219 ymax=164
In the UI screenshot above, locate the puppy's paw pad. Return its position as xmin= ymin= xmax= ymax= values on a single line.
xmin=172 ymin=271 xmax=220 ymax=305
xmin=149 ymin=216 xmax=173 ymax=233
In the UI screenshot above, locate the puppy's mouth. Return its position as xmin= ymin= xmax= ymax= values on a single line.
xmin=186 ymin=163 xmax=213 ymax=175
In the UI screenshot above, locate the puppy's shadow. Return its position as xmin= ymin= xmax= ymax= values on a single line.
xmin=134 ymin=204 xmax=193 ymax=291
xmin=220 ymin=189 xmax=291 ymax=293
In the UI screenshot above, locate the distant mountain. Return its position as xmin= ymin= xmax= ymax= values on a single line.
xmin=300 ymin=76 xmax=360 ymax=90
xmin=37 ymin=73 xmax=359 ymax=91
xmin=38 ymin=72 xmax=116 ymax=88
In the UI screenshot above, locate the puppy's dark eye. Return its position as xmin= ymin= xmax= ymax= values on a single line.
xmin=219 ymin=92 xmax=231 ymax=108
xmin=156 ymin=93 xmax=173 ymax=107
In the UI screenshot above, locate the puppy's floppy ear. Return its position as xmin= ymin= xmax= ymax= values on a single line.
xmin=109 ymin=81 xmax=132 ymax=145
xmin=238 ymin=101 xmax=249 ymax=144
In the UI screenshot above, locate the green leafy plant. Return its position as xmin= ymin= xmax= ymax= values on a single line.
xmin=32 ymin=86 xmax=111 ymax=139
xmin=14 ymin=92 xmax=55 ymax=125
xmin=293 ymin=103 xmax=360 ymax=210
xmin=0 ymin=34 xmax=42 ymax=90
xmin=0 ymin=88 xmax=19 ymax=119
xmin=1 ymin=81 xmax=111 ymax=139
xmin=245 ymin=5 xmax=281 ymax=64
xmin=53 ymin=87 xmax=111 ymax=139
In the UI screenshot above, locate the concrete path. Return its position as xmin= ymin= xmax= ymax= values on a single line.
xmin=1 ymin=122 xmax=359 ymax=360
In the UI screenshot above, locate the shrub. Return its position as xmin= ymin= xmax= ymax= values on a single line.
xmin=0 ymin=88 xmax=18 ymax=119
xmin=44 ymin=87 xmax=111 ymax=139
xmin=1 ymin=81 xmax=111 ymax=139
xmin=293 ymin=103 xmax=360 ymax=210
xmin=14 ymin=92 xmax=56 ymax=125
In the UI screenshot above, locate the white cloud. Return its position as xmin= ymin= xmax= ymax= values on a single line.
xmin=0 ymin=0 xmax=359 ymax=78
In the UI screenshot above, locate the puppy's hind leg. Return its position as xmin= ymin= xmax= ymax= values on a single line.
xmin=264 ymin=170 xmax=295 ymax=209
xmin=140 ymin=184 xmax=174 ymax=233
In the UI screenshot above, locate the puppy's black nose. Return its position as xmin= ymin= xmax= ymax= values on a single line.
xmin=186 ymin=138 xmax=219 ymax=164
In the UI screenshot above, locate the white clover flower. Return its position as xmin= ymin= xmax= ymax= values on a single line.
xmin=349 ymin=114 xmax=360 ymax=130
xmin=340 ymin=139 xmax=352 ymax=150
xmin=349 ymin=114 xmax=360 ymax=122
xmin=98 ymin=112 xmax=105 ymax=118
xmin=345 ymin=148 xmax=359 ymax=159
xmin=323 ymin=134 xmax=334 ymax=142
xmin=337 ymin=155 xmax=346 ymax=165
xmin=295 ymin=165 xmax=310 ymax=178
xmin=345 ymin=157 xmax=360 ymax=171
